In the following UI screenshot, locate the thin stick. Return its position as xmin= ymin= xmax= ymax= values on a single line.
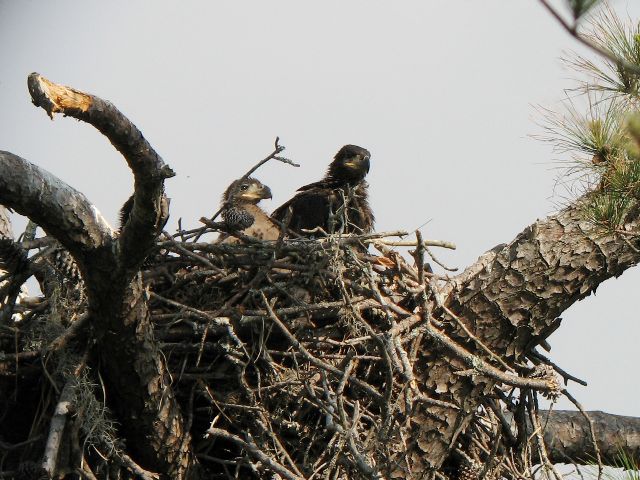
xmin=563 ymin=389 xmax=603 ymax=479
xmin=424 ymin=245 xmax=458 ymax=272
xmin=372 ymin=238 xmax=456 ymax=250
xmin=528 ymin=349 xmax=588 ymax=386
xmin=207 ymin=428 xmax=304 ymax=480
xmin=414 ymin=230 xmax=426 ymax=286
xmin=441 ymin=304 xmax=515 ymax=373
xmin=119 ymin=453 xmax=160 ymax=480
xmin=260 ymin=292 xmax=384 ymax=403
xmin=241 ymin=136 xmax=299 ymax=179
xmin=423 ymin=319 xmax=556 ymax=392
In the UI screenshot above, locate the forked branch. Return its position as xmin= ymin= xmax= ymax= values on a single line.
xmin=28 ymin=72 xmax=173 ymax=274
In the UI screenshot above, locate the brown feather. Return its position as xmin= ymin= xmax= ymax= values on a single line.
xmin=221 ymin=204 xmax=280 ymax=244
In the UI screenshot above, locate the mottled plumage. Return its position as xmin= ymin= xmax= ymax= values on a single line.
xmin=271 ymin=145 xmax=374 ymax=235
xmin=217 ymin=177 xmax=280 ymax=243
xmin=222 ymin=205 xmax=254 ymax=231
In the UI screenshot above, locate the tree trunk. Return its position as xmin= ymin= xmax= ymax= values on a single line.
xmin=403 ymin=199 xmax=640 ymax=474
xmin=0 ymin=73 xmax=196 ymax=478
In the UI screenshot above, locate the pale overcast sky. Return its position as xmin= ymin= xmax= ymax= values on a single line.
xmin=0 ymin=1 xmax=638 ymax=416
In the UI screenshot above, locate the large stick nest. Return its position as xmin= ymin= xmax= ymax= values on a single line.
xmin=150 ymin=231 xmax=436 ymax=479
xmin=1 ymin=224 xmax=581 ymax=480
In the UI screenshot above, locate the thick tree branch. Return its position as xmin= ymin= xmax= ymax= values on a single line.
xmin=538 ymin=410 xmax=640 ymax=465
xmin=27 ymin=72 xmax=173 ymax=275
xmin=405 ymin=196 xmax=640 ymax=474
xmin=0 ymin=151 xmax=113 ymax=259
xmin=1 ymin=74 xmax=195 ymax=478
xmin=448 ymin=198 xmax=640 ymax=359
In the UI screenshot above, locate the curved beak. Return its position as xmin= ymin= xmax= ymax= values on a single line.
xmin=345 ymin=154 xmax=370 ymax=174
xmin=362 ymin=155 xmax=370 ymax=174
xmin=260 ymin=185 xmax=273 ymax=200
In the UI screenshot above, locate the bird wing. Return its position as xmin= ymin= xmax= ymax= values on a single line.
xmin=220 ymin=204 xmax=280 ymax=244
xmin=243 ymin=204 xmax=281 ymax=241
xmin=271 ymin=186 xmax=335 ymax=233
xmin=296 ymin=179 xmax=341 ymax=192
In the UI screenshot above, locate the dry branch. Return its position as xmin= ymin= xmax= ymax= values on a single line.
xmin=538 ymin=410 xmax=640 ymax=465
xmin=42 ymin=380 xmax=76 ymax=475
xmin=0 ymin=151 xmax=113 ymax=257
xmin=1 ymin=74 xmax=195 ymax=478
xmin=207 ymin=428 xmax=304 ymax=480
xmin=28 ymin=72 xmax=173 ymax=274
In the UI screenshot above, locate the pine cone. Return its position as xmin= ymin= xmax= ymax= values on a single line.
xmin=457 ymin=463 xmax=480 ymax=480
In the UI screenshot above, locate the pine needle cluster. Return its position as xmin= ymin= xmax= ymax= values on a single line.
xmin=542 ymin=4 xmax=640 ymax=230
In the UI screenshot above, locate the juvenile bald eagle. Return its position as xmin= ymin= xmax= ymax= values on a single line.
xmin=217 ymin=177 xmax=280 ymax=243
xmin=271 ymin=145 xmax=374 ymax=235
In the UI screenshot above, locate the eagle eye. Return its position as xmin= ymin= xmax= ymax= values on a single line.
xmin=240 ymin=184 xmax=249 ymax=191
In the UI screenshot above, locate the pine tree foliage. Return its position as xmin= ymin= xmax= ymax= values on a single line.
xmin=541 ymin=6 xmax=640 ymax=230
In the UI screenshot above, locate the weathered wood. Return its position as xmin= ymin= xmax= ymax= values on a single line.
xmin=0 ymin=72 xmax=195 ymax=478
xmin=0 ymin=151 xmax=113 ymax=257
xmin=538 ymin=410 xmax=640 ymax=465
xmin=27 ymin=72 xmax=174 ymax=277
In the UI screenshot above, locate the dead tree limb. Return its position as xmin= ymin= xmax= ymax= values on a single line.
xmin=41 ymin=380 xmax=76 ymax=475
xmin=207 ymin=428 xmax=305 ymax=480
xmin=1 ymin=74 xmax=195 ymax=478
xmin=27 ymin=72 xmax=174 ymax=275
xmin=0 ymin=151 xmax=113 ymax=257
xmin=537 ymin=410 xmax=640 ymax=466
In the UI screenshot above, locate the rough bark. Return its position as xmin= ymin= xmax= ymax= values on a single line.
xmin=538 ymin=410 xmax=640 ymax=465
xmin=0 ymin=74 xmax=193 ymax=478
xmin=0 ymin=151 xmax=113 ymax=256
xmin=404 ymin=198 xmax=640 ymax=474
